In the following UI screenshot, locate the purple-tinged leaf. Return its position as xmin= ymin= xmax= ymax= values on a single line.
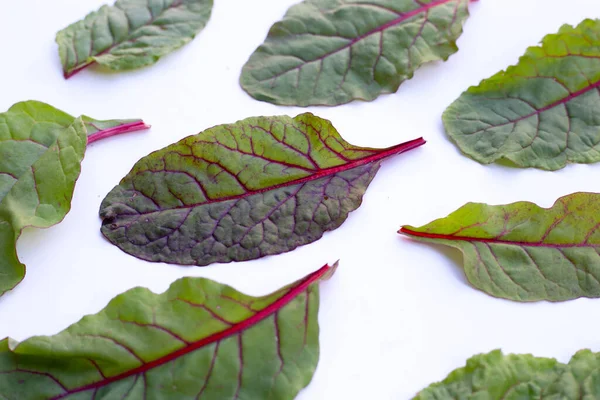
xmin=100 ymin=113 xmax=424 ymax=266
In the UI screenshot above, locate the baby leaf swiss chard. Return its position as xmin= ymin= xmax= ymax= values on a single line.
xmin=444 ymin=19 xmax=600 ymax=170
xmin=400 ymin=192 xmax=600 ymax=302
xmin=0 ymin=263 xmax=337 ymax=399
xmin=57 ymin=0 xmax=213 ymax=79
xmin=100 ymin=113 xmax=425 ymax=266
xmin=240 ymin=0 xmax=475 ymax=106
xmin=0 ymin=101 xmax=148 ymax=296
xmin=416 ymin=349 xmax=600 ymax=399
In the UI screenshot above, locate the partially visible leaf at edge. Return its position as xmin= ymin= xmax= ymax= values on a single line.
xmin=0 ymin=263 xmax=337 ymax=400
xmin=57 ymin=0 xmax=214 ymax=78
xmin=0 ymin=101 xmax=148 ymax=296
xmin=443 ymin=19 xmax=600 ymax=171
xmin=415 ymin=349 xmax=600 ymax=399
xmin=100 ymin=113 xmax=425 ymax=266
xmin=401 ymin=192 xmax=600 ymax=302
xmin=240 ymin=0 xmax=474 ymax=106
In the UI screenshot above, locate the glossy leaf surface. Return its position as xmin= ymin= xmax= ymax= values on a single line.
xmin=0 ymin=101 xmax=148 ymax=296
xmin=0 ymin=263 xmax=337 ymax=399
xmin=57 ymin=0 xmax=213 ymax=78
xmin=100 ymin=113 xmax=424 ymax=266
xmin=401 ymin=192 xmax=600 ymax=302
xmin=444 ymin=19 xmax=600 ymax=170
xmin=415 ymin=349 xmax=600 ymax=399
xmin=240 ymin=0 xmax=473 ymax=106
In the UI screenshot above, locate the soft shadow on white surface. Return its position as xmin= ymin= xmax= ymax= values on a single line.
xmin=2 ymin=0 xmax=600 ymax=399
xmin=399 ymin=238 xmax=471 ymax=286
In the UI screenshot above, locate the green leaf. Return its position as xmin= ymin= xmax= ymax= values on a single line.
xmin=100 ymin=113 xmax=425 ymax=266
xmin=415 ymin=349 xmax=600 ymax=399
xmin=0 ymin=101 xmax=148 ymax=296
xmin=0 ymin=263 xmax=337 ymax=399
xmin=400 ymin=192 xmax=600 ymax=302
xmin=443 ymin=19 xmax=600 ymax=171
xmin=240 ymin=0 xmax=473 ymax=106
xmin=56 ymin=0 xmax=213 ymax=79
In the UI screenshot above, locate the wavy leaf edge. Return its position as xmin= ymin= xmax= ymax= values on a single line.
xmin=399 ymin=192 xmax=600 ymax=302
xmin=3 ymin=263 xmax=337 ymax=398
xmin=241 ymin=0 xmax=477 ymax=106
xmin=443 ymin=18 xmax=600 ymax=170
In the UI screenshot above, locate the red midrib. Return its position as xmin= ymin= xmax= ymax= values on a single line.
xmin=353 ymin=0 xmax=456 ymax=41
xmin=87 ymin=121 xmax=150 ymax=144
xmin=400 ymin=227 xmax=599 ymax=248
xmin=505 ymin=79 xmax=600 ymax=126
xmin=51 ymin=264 xmax=333 ymax=399
xmin=265 ymin=0 xmax=467 ymax=79
xmin=117 ymin=137 xmax=426 ymax=216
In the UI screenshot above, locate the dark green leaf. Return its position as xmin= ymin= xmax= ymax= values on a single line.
xmin=0 ymin=263 xmax=337 ymax=399
xmin=401 ymin=192 xmax=600 ymax=302
xmin=0 ymin=101 xmax=148 ymax=296
xmin=57 ymin=0 xmax=213 ymax=78
xmin=240 ymin=0 xmax=473 ymax=106
xmin=443 ymin=19 xmax=600 ymax=170
xmin=100 ymin=113 xmax=424 ymax=266
xmin=415 ymin=349 xmax=600 ymax=399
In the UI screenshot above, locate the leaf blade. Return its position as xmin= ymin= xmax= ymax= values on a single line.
xmin=56 ymin=0 xmax=214 ymax=78
xmin=400 ymin=192 xmax=600 ymax=302
xmin=0 ymin=263 xmax=336 ymax=399
xmin=0 ymin=107 xmax=88 ymax=295
xmin=415 ymin=349 xmax=600 ymax=399
xmin=443 ymin=19 xmax=600 ymax=170
xmin=0 ymin=101 xmax=148 ymax=296
xmin=100 ymin=113 xmax=424 ymax=265
xmin=240 ymin=0 xmax=473 ymax=106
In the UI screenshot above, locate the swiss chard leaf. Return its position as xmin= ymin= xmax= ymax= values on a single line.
xmin=240 ymin=0 xmax=474 ymax=106
xmin=415 ymin=349 xmax=600 ymax=399
xmin=444 ymin=19 xmax=600 ymax=171
xmin=400 ymin=192 xmax=600 ymax=302
xmin=0 ymin=101 xmax=148 ymax=296
xmin=56 ymin=0 xmax=213 ymax=79
xmin=0 ymin=263 xmax=337 ymax=399
xmin=100 ymin=113 xmax=425 ymax=266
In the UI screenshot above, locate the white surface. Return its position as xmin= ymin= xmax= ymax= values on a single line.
xmin=2 ymin=0 xmax=600 ymax=398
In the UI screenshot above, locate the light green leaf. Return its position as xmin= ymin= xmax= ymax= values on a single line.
xmin=100 ymin=113 xmax=424 ymax=266
xmin=240 ymin=0 xmax=473 ymax=106
xmin=401 ymin=192 xmax=600 ymax=302
xmin=0 ymin=263 xmax=337 ymax=399
xmin=0 ymin=101 xmax=147 ymax=296
xmin=56 ymin=0 xmax=213 ymax=78
xmin=443 ymin=19 xmax=600 ymax=171
xmin=415 ymin=349 xmax=600 ymax=399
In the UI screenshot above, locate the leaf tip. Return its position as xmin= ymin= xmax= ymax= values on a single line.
xmin=398 ymin=226 xmax=412 ymax=235
xmin=63 ymin=68 xmax=79 ymax=80
xmin=320 ymin=261 xmax=339 ymax=282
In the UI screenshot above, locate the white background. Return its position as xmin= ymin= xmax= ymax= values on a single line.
xmin=2 ymin=0 xmax=600 ymax=398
